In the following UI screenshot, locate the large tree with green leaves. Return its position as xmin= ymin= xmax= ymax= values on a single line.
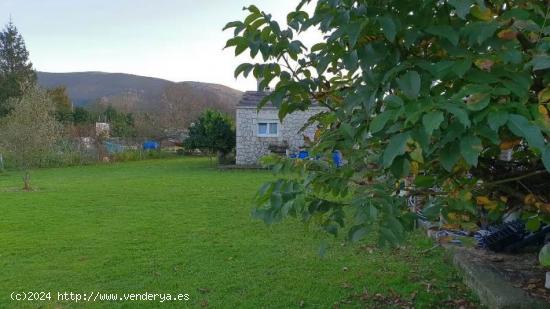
xmin=184 ymin=109 xmax=236 ymax=162
xmin=225 ymin=0 xmax=550 ymax=247
xmin=0 ymin=20 xmax=36 ymax=117
xmin=0 ymin=87 xmax=61 ymax=190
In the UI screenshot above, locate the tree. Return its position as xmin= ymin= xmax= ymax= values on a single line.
xmin=0 ymin=20 xmax=36 ymax=117
xmin=103 ymin=105 xmax=136 ymax=138
xmin=225 ymin=1 xmax=550 ymax=247
xmin=73 ymin=106 xmax=93 ymax=124
xmin=184 ymin=109 xmax=235 ymax=163
xmin=0 ymin=87 xmax=62 ymax=190
xmin=47 ymin=86 xmax=73 ymax=123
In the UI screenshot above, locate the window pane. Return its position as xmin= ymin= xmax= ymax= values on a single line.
xmin=269 ymin=123 xmax=278 ymax=135
xmin=258 ymin=123 xmax=268 ymax=135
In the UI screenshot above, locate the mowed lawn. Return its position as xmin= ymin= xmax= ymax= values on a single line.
xmin=0 ymin=158 xmax=479 ymax=308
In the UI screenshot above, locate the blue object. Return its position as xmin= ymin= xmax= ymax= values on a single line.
xmin=104 ymin=141 xmax=124 ymax=154
xmin=298 ymin=151 xmax=309 ymax=159
xmin=332 ymin=150 xmax=343 ymax=167
xmin=143 ymin=140 xmax=159 ymax=150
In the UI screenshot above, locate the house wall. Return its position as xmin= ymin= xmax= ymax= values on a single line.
xmin=236 ymin=106 xmax=326 ymax=165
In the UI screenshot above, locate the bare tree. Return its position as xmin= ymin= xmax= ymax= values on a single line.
xmin=0 ymin=87 xmax=62 ymax=190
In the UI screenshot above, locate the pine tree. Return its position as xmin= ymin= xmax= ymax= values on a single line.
xmin=0 ymin=19 xmax=36 ymax=117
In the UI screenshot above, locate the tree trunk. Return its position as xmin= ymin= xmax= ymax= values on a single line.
xmin=22 ymin=171 xmax=31 ymax=191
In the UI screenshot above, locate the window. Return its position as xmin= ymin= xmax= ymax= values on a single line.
xmin=258 ymin=122 xmax=279 ymax=137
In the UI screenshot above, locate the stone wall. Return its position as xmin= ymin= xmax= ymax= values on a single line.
xmin=236 ymin=106 xmax=326 ymax=165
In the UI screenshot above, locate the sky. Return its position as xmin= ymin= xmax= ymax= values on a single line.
xmin=0 ymin=0 xmax=319 ymax=91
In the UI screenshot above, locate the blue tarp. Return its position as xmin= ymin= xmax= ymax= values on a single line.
xmin=143 ymin=141 xmax=159 ymax=150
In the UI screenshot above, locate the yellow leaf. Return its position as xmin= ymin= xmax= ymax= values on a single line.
xmin=500 ymin=196 xmax=508 ymax=203
xmin=539 ymin=105 xmax=549 ymax=117
xmin=497 ymin=29 xmax=518 ymax=40
xmin=411 ymin=161 xmax=419 ymax=176
xmin=476 ymin=196 xmax=498 ymax=210
xmin=524 ymin=194 xmax=537 ymax=205
xmin=447 ymin=212 xmax=460 ymax=221
xmin=476 ymin=196 xmax=491 ymax=205
xmin=474 ymin=59 xmax=494 ymax=71
xmin=538 ymin=86 xmax=550 ymax=104
xmin=471 ymin=5 xmax=493 ymax=21
xmin=500 ymin=139 xmax=521 ymax=150
xmin=442 ymin=223 xmax=461 ymax=230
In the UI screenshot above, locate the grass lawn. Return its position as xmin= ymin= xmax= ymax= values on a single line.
xmin=0 ymin=157 xmax=479 ymax=308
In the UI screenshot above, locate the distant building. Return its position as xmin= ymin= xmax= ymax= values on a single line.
xmin=95 ymin=122 xmax=110 ymax=137
xmin=236 ymin=91 xmax=326 ymax=165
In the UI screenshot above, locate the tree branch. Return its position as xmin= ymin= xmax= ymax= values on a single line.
xmin=482 ymin=170 xmax=548 ymax=187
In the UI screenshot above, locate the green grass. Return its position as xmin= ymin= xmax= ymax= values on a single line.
xmin=0 ymin=158 xmax=479 ymax=308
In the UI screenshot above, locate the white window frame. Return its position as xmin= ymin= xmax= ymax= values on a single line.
xmin=257 ymin=121 xmax=279 ymax=137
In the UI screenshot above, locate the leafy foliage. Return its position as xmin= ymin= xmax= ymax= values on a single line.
xmin=47 ymin=86 xmax=73 ymax=123
xmin=0 ymin=87 xmax=62 ymax=189
xmin=184 ymin=109 xmax=236 ymax=161
xmin=0 ymin=20 xmax=36 ymax=117
xmin=103 ymin=106 xmax=136 ymax=138
xmin=225 ymin=0 xmax=550 ymax=246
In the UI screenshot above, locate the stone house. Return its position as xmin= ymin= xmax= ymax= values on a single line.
xmin=236 ymin=91 xmax=326 ymax=165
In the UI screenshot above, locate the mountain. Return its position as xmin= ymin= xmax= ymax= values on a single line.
xmin=36 ymin=72 xmax=243 ymax=116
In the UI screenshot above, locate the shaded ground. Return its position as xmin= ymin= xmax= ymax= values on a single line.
xmin=0 ymin=158 xmax=479 ymax=308
xmin=455 ymin=247 xmax=549 ymax=303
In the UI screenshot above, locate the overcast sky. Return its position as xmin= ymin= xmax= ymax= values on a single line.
xmin=0 ymin=0 xmax=318 ymax=91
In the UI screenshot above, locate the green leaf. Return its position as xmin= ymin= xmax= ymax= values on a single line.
xmin=444 ymin=105 xmax=471 ymax=128
xmin=452 ymin=58 xmax=472 ymax=77
xmin=540 ymin=244 xmax=550 ymax=267
xmin=542 ymin=145 xmax=550 ymax=172
xmin=383 ymin=132 xmax=410 ymax=168
xmin=422 ymin=111 xmax=444 ymax=135
xmin=270 ymin=192 xmax=283 ymax=209
xmin=530 ymin=54 xmax=550 ymax=71
xmin=462 ymin=22 xmax=499 ymax=45
xmin=460 ymin=135 xmax=483 ymax=166
xmin=223 ymin=21 xmax=244 ymax=31
xmin=422 ymin=200 xmax=442 ymax=220
xmin=378 ymin=16 xmax=397 ymax=42
xmin=385 ymin=95 xmax=404 ymax=109
xmin=311 ymin=43 xmax=326 ymax=52
xmin=390 ymin=157 xmax=410 ymax=178
xmin=526 ymin=218 xmax=541 ymax=232
xmin=234 ymin=63 xmax=254 ymax=78
xmin=507 ymin=114 xmax=545 ymax=151
xmin=247 ymin=5 xmax=261 ymax=14
xmin=415 ymin=176 xmax=436 ymax=188
xmin=349 ymin=226 xmax=369 ymax=242
xmin=370 ymin=110 xmax=394 ymax=134
xmin=425 ymin=25 xmax=459 ymax=46
xmin=466 ymin=93 xmax=490 ymax=111
xmin=449 ymin=0 xmax=474 ymax=19
xmin=397 ymin=71 xmax=421 ymax=99
xmin=346 ymin=21 xmax=364 ymax=48
xmin=487 ymin=111 xmax=508 ymax=131
xmin=379 ymin=227 xmax=399 ymax=247
xmin=441 ymin=142 xmax=461 ymax=172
